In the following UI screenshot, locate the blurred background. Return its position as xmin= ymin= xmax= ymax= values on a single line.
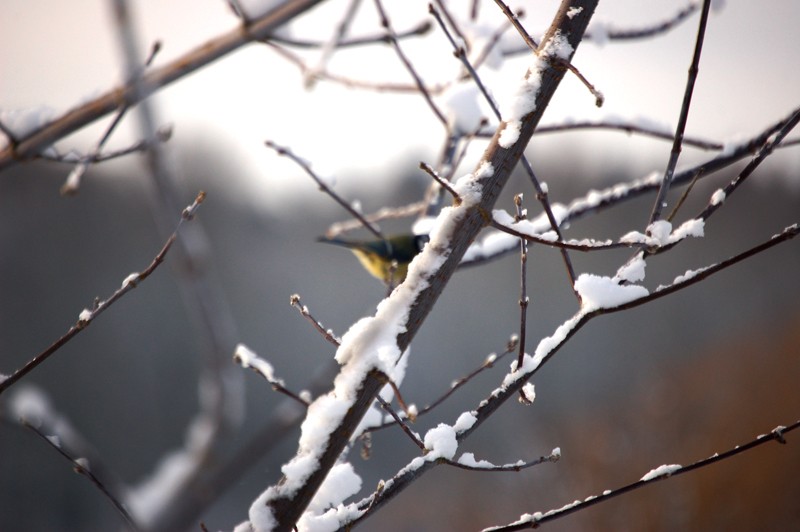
xmin=1 ymin=1 xmax=799 ymax=531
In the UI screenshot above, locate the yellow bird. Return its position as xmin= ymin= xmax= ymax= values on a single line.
xmin=317 ymin=233 xmax=429 ymax=285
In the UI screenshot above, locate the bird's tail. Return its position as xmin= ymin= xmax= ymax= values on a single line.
xmin=316 ymin=236 xmax=364 ymax=251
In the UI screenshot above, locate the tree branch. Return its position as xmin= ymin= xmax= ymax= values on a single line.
xmin=251 ymin=2 xmax=599 ymax=529
xmin=0 ymin=0 xmax=326 ymax=171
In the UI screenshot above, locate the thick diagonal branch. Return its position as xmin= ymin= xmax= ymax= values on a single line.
xmin=259 ymin=1 xmax=598 ymax=529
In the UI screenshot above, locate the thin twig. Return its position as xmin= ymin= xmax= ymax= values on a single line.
xmin=666 ymin=167 xmax=702 ymax=222
xmin=486 ymin=421 xmax=799 ymax=530
xmin=265 ymin=41 xmax=446 ymax=93
xmin=370 ymin=336 xmax=518 ymax=432
xmin=354 ymin=222 xmax=800 ymax=530
xmin=265 ymin=140 xmax=384 ymax=240
xmin=21 ymin=418 xmax=139 ymax=531
xmin=648 ymin=0 xmax=711 ymax=225
xmin=533 ymin=121 xmax=725 ymax=150
xmin=586 ymin=2 xmax=698 ymax=41
xmin=373 ymin=0 xmax=448 ymax=126
xmin=431 ymin=1 xmax=579 ymax=291
xmin=0 ymin=191 xmax=206 ymax=397
xmin=41 ymin=126 xmax=172 ymax=165
xmin=233 ymin=345 xmax=310 ymax=406
xmin=305 ymin=0 xmax=363 ymax=89
xmin=514 ymin=195 xmax=529 ymax=374
xmin=493 ymin=0 xmax=539 ymax=51
xmin=375 ymin=395 xmax=424 ymax=450
xmin=444 ymin=447 xmax=560 ymax=472
xmin=265 ymin=20 xmax=433 ymax=49
xmin=290 ymin=294 xmax=342 ymax=346
xmin=60 ymin=39 xmax=164 ymax=195
xmin=419 ymin=161 xmax=462 ymax=203
xmin=433 ymin=0 xmax=471 ymax=53
xmin=696 ymin=107 xmax=800 ymax=223
xmin=465 ymin=109 xmax=799 ymax=266
xmin=326 ymin=201 xmax=427 ymax=238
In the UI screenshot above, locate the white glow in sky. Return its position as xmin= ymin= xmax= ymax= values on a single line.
xmin=2 ymin=0 xmax=799 ymax=209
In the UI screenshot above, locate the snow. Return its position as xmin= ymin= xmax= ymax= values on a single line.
xmin=501 ymin=312 xmax=584 ymax=388
xmin=710 ymin=188 xmax=726 ymax=205
xmin=521 ymin=383 xmax=536 ymax=403
xmin=620 ymin=218 xmax=704 ymax=247
xmin=574 ymin=273 xmax=648 ymax=311
xmin=498 ymin=54 xmax=546 ymax=147
xmin=458 ymin=452 xmax=494 ymax=468
xmin=498 ymin=31 xmax=573 ymax=149
xmin=671 ymin=218 xmax=705 ymax=241
xmin=126 ymin=449 xmax=197 ymax=525
xmin=9 ymin=386 xmax=51 ymax=421
xmin=640 ymin=463 xmax=681 ymax=481
xmin=615 ymin=252 xmax=646 ymax=283
xmin=439 ymin=82 xmax=484 ymax=134
xmin=423 ymin=423 xmax=458 ymax=460
xmin=453 ymin=411 xmax=477 ymax=433
xmin=670 ymin=266 xmax=709 ymax=286
xmin=566 ymin=6 xmax=583 ymax=19
xmin=78 ymin=308 xmax=92 ymax=322
xmin=647 ymin=220 xmax=672 ymax=246
xmin=243 ymin=156 xmax=500 ymax=530
xmin=121 ymin=272 xmax=140 ymax=288
xmin=234 ymin=343 xmax=282 ymax=385
xmin=305 ymin=463 xmax=362 ymax=514
xmin=0 ymin=107 xmax=57 ymax=143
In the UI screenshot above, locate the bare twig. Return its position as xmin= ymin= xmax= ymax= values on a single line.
xmin=60 ymin=41 xmax=163 ymax=196
xmin=40 ymin=125 xmax=172 ymax=165
xmin=233 ymin=344 xmax=310 ymax=406
xmin=265 ymin=139 xmax=384 ymax=240
xmin=21 ymin=418 xmax=139 ymax=530
xmin=533 ymin=120 xmax=725 ymax=150
xmin=0 ymin=192 xmax=206 ymax=397
xmin=257 ymin=4 xmax=597 ymax=527
xmin=586 ymin=2 xmax=699 ymax=42
xmin=494 ymin=0 xmax=539 ymax=51
xmin=326 ymin=201 xmax=428 ymax=238
xmin=514 ymin=195 xmax=529 ymax=374
xmin=431 ymin=1 xmax=579 ymax=291
xmin=648 ymin=0 xmax=711 ymax=224
xmin=371 ymin=336 xmax=518 ymax=432
xmin=346 ymin=222 xmax=799 ymax=528
xmin=444 ymin=447 xmax=560 ymax=472
xmin=265 ymin=40 xmax=446 ymax=93
xmin=375 ymin=395 xmax=424 ymax=449
xmin=304 ymin=0 xmax=363 ymax=89
xmin=465 ymin=108 xmax=800 ymax=265
xmin=265 ymin=20 xmax=432 ymax=49
xmin=666 ymin=167 xmax=702 ymax=222
xmin=290 ymin=294 xmax=342 ymax=346
xmin=419 ymin=161 xmax=462 ymax=202
xmin=486 ymin=422 xmax=799 ymax=530
xmin=373 ymin=0 xmax=448 ymax=126
xmin=696 ymin=107 xmax=800 ymax=222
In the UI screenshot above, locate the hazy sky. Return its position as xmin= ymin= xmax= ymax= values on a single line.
xmin=2 ymin=1 xmax=799 ymax=206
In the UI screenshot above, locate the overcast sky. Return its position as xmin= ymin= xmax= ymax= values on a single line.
xmin=2 ymin=1 xmax=799 ymax=207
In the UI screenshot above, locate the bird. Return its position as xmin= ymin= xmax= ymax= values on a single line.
xmin=317 ymin=233 xmax=429 ymax=285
